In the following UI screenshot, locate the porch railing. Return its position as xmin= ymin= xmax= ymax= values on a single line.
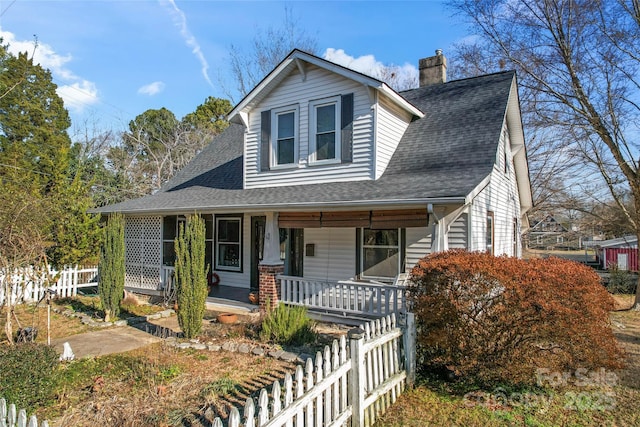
xmin=278 ymin=275 xmax=407 ymax=319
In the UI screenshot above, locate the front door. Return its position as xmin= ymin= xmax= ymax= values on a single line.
xmin=289 ymin=228 xmax=304 ymax=277
xmin=250 ymin=216 xmax=266 ymax=290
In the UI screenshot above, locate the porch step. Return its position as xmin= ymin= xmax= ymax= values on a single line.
xmin=206 ymin=297 xmax=257 ymax=314
xmin=307 ymin=310 xmax=377 ymax=327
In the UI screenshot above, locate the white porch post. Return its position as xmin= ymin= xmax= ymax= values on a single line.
xmin=262 ymin=212 xmax=283 ymax=265
xmin=430 ymin=206 xmax=448 ymax=253
xmin=259 ymin=212 xmax=284 ymax=311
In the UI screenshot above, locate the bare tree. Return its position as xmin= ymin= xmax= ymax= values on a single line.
xmin=0 ymin=192 xmax=50 ymax=343
xmin=449 ymin=0 xmax=640 ymax=308
xmin=226 ymin=6 xmax=319 ymax=99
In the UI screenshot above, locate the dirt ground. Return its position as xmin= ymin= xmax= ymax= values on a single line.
xmin=611 ymin=296 xmax=640 ymax=390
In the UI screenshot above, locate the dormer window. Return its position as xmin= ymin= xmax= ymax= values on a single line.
xmin=271 ymin=106 xmax=298 ymax=167
xmin=310 ymin=96 xmax=341 ymax=164
xmin=259 ymin=93 xmax=353 ymax=173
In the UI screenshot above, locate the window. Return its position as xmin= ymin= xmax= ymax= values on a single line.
xmin=361 ymin=228 xmax=400 ymax=280
xmin=162 ymin=215 xmax=186 ymax=266
xmin=310 ymin=97 xmax=341 ymax=164
xmin=163 ymin=215 xmax=213 ymax=267
xmin=216 ymin=216 xmax=242 ymax=271
xmin=513 ymin=218 xmax=518 ymax=256
xmin=271 ymin=106 xmax=298 ymax=167
xmin=486 ymin=211 xmax=494 ymax=255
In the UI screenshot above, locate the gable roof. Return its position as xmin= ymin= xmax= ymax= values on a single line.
xmin=228 ymin=49 xmax=424 ymax=127
xmin=597 ymin=236 xmax=638 ymax=248
xmin=96 ymin=70 xmax=519 ymax=215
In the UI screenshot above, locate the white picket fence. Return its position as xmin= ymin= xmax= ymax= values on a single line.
xmin=0 ymin=398 xmax=49 ymax=427
xmin=0 ymin=265 xmax=99 ymax=306
xmin=211 ymin=313 xmax=416 ymax=427
xmin=279 ymin=275 xmax=408 ymax=320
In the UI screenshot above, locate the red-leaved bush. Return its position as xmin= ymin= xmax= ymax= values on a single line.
xmin=408 ymin=250 xmax=623 ymax=386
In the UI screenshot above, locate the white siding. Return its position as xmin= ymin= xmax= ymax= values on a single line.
xmin=245 ymin=65 xmax=374 ymax=188
xmin=303 ymin=228 xmax=356 ymax=281
xmin=470 ymin=123 xmax=522 ymax=256
xmin=375 ymin=94 xmax=412 ymax=179
xmin=405 ymin=227 xmax=433 ymax=271
xmin=448 ymin=213 xmax=469 ymax=249
xmin=214 ymin=214 xmax=251 ymax=288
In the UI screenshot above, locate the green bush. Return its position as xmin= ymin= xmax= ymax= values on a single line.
xmin=0 ymin=343 xmax=59 ymax=410
xmin=259 ymin=302 xmax=316 ymax=346
xmin=174 ymin=214 xmax=208 ymax=339
xmin=408 ymin=250 xmax=623 ymax=387
xmin=607 ymin=264 xmax=637 ymax=294
xmin=99 ymin=212 xmax=125 ymax=321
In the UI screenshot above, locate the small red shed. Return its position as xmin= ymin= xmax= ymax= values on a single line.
xmin=596 ymin=236 xmax=638 ymax=271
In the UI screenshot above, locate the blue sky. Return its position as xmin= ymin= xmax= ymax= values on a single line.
xmin=0 ymin=0 xmax=468 ymax=134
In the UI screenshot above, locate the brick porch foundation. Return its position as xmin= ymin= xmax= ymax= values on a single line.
xmin=258 ymin=263 xmax=284 ymax=311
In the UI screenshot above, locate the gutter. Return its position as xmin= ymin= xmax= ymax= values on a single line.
xmin=93 ymin=196 xmax=467 ymax=216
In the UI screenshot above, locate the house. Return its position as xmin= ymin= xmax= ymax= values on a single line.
xmin=96 ymin=49 xmax=533 ymax=308
xmin=594 ymin=236 xmax=638 ymax=271
xmin=525 ymin=214 xmax=573 ymax=249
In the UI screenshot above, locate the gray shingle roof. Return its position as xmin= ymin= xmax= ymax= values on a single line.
xmin=95 ymin=71 xmax=515 ymax=214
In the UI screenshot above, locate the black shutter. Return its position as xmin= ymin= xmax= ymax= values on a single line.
xmin=341 ymin=93 xmax=354 ymax=163
xmin=261 ymin=110 xmax=271 ymax=171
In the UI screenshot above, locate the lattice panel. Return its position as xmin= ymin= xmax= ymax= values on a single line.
xmin=124 ymin=216 xmax=162 ymax=290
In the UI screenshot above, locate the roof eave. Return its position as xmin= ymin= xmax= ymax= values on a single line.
xmin=93 ymin=196 xmax=467 ymax=216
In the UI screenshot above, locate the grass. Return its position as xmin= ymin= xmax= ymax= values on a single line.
xmin=375 ymin=296 xmax=640 ymax=427
xmin=0 ymin=295 xmax=168 ymax=345
xmin=4 ymin=291 xmax=638 ymax=426
xmin=39 ymin=343 xmax=294 ymax=426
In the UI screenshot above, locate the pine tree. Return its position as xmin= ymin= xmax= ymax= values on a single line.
xmin=98 ymin=213 xmax=125 ymax=322
xmin=174 ymin=214 xmax=208 ymax=339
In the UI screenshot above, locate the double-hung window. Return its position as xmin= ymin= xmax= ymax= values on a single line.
xmin=361 ymin=228 xmax=400 ymax=280
xmin=216 ymin=216 xmax=242 ymax=271
xmin=271 ymin=106 xmax=298 ymax=167
xmin=310 ymin=96 xmax=341 ymax=164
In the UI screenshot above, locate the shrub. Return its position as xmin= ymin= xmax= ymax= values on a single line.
xmin=607 ymin=264 xmax=637 ymax=294
xmin=174 ymin=214 xmax=208 ymax=339
xmin=408 ymin=250 xmax=623 ymax=386
xmin=99 ymin=212 xmax=125 ymax=321
xmin=0 ymin=343 xmax=59 ymax=410
xmin=260 ymin=302 xmax=316 ymax=346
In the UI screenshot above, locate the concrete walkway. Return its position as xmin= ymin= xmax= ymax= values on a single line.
xmin=48 ymin=299 xmax=259 ymax=359
xmin=51 ymin=326 xmax=162 ymax=359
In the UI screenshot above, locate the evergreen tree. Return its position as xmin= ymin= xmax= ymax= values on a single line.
xmin=182 ymin=96 xmax=232 ymax=134
xmin=0 ymin=40 xmax=100 ymax=267
xmin=174 ymin=214 xmax=208 ymax=339
xmin=48 ymin=172 xmax=102 ymax=267
xmin=99 ymin=213 xmax=125 ymax=322
xmin=0 ymin=47 xmax=71 ymax=194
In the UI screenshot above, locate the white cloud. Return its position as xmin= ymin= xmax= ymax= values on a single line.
xmin=56 ymin=80 xmax=99 ymax=112
xmin=161 ymin=0 xmax=213 ymax=88
xmin=138 ymin=81 xmax=166 ymax=96
xmin=323 ymin=48 xmax=418 ymax=90
xmin=324 ymin=48 xmax=383 ymax=75
xmin=0 ymin=30 xmax=100 ymax=112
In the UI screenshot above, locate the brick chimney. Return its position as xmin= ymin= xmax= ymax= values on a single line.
xmin=419 ymin=49 xmax=447 ymax=87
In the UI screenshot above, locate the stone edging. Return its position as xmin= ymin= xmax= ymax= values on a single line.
xmin=163 ymin=336 xmax=314 ymax=364
xmin=52 ymin=306 xmax=175 ymax=328
xmin=53 ymin=306 xmax=322 ymax=364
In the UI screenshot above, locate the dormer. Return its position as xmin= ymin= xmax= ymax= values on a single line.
xmin=228 ymin=49 xmax=424 ymax=189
